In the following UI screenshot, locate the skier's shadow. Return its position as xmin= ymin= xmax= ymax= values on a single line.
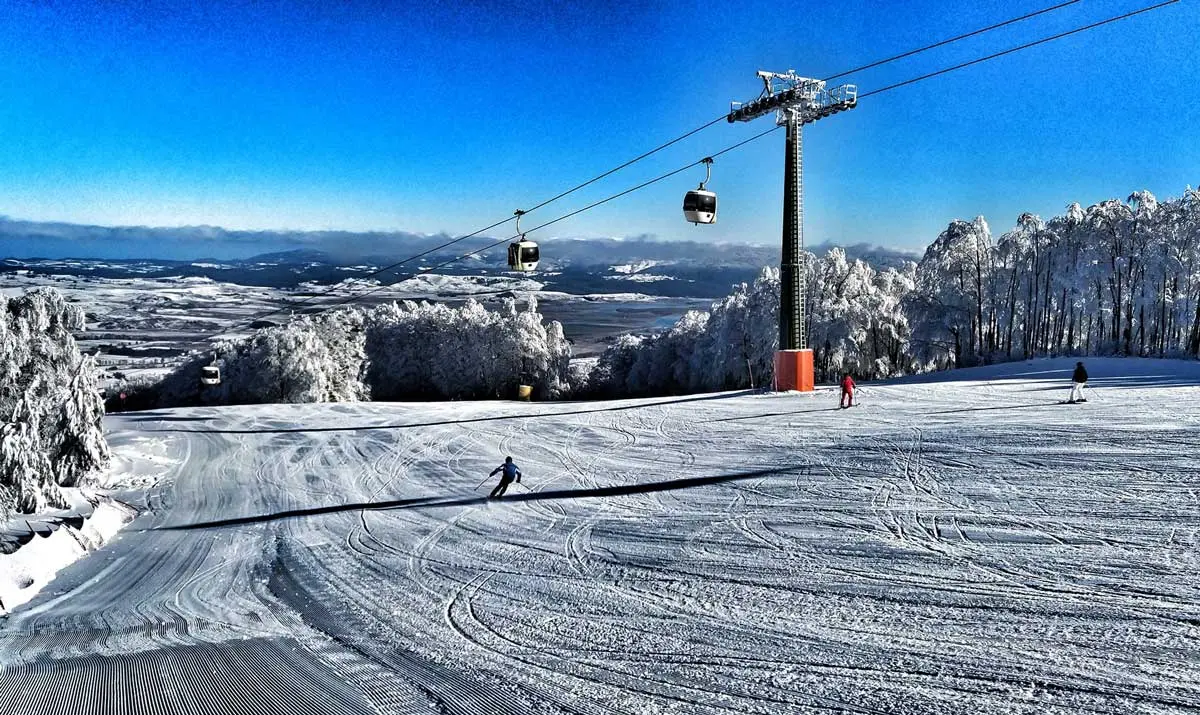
xmin=122 ymin=415 xmax=212 ymax=423
xmin=155 ymin=465 xmax=797 ymax=532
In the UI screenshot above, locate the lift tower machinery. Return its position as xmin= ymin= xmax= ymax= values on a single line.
xmin=728 ymin=71 xmax=857 ymax=391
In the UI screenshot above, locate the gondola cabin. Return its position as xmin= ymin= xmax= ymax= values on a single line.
xmin=683 ymin=189 xmax=717 ymax=225
xmin=508 ymin=240 xmax=540 ymax=272
xmin=200 ymin=365 xmax=221 ymax=386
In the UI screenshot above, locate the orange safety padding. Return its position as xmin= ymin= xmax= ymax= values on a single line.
xmin=774 ymin=349 xmax=814 ymax=392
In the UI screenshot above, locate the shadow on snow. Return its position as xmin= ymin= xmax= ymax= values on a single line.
xmin=155 ymin=465 xmax=796 ymax=532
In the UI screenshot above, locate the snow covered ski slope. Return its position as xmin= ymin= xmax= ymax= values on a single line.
xmin=1 ymin=357 xmax=1198 ymax=713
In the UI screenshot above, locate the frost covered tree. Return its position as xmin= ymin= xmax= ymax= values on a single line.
xmin=586 ymin=254 xmax=915 ymax=397
xmin=695 ymin=270 xmax=778 ymax=390
xmin=809 ymin=248 xmax=911 ymax=380
xmin=0 ymin=288 xmax=109 ymax=516
xmin=906 ymin=186 xmax=1200 ymax=367
xmin=907 ymin=217 xmax=994 ymax=367
xmin=138 ymin=297 xmax=573 ymax=406
xmin=864 ymin=264 xmax=916 ymax=378
xmin=585 ymin=268 xmax=784 ymax=398
xmin=365 ymin=297 xmax=572 ymax=401
xmin=145 ymin=309 xmax=369 ymax=407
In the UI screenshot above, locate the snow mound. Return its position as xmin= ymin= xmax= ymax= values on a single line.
xmin=0 ymin=497 xmax=135 ymax=614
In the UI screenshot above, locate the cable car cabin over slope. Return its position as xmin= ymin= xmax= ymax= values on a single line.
xmin=508 ymin=209 xmax=540 ymax=272
xmin=508 ymin=240 xmax=539 ymax=272
xmin=683 ymin=189 xmax=717 ymax=224
xmin=683 ymin=157 xmax=717 ymax=225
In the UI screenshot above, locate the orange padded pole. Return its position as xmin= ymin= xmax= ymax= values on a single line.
xmin=774 ymin=349 xmax=814 ymax=392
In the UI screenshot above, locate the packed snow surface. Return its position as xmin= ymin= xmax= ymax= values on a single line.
xmin=1 ymin=357 xmax=1198 ymax=713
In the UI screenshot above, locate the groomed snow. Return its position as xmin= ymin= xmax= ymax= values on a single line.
xmin=0 ymin=426 xmax=178 ymax=614
xmin=0 ymin=357 xmax=1197 ymax=713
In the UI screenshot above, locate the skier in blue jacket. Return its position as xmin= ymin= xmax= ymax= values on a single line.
xmin=488 ymin=456 xmax=522 ymax=499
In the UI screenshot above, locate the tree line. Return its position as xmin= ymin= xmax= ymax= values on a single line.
xmin=909 ymin=189 xmax=1200 ymax=367
xmin=593 ymin=187 xmax=1200 ymax=394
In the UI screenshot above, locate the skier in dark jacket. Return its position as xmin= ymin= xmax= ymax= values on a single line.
xmin=1069 ymin=361 xmax=1088 ymax=403
xmin=840 ymin=374 xmax=856 ymax=409
xmin=488 ymin=456 xmax=522 ymax=499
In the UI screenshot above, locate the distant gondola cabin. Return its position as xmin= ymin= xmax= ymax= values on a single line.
xmin=508 ymin=240 xmax=540 ymax=272
xmin=200 ymin=365 xmax=221 ymax=386
xmin=683 ymin=189 xmax=717 ymax=225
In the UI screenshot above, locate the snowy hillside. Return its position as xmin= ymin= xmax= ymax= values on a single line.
xmin=0 ymin=357 xmax=1196 ymax=712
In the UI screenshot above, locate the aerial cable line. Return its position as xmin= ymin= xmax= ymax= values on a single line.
xmin=197 ymin=0 xmax=1170 ymax=345
xmin=280 ymin=0 xmax=1179 ymax=321
xmin=286 ymin=126 xmax=786 ymax=317
xmin=208 ymin=215 xmax=514 ymax=332
xmin=859 ymin=0 xmax=1180 ymax=100
xmin=821 ymin=0 xmax=1081 ymax=82
xmin=521 ymin=117 xmax=729 ymax=215
xmin=207 ymin=116 xmax=731 ymax=337
xmin=202 ymin=0 xmax=1083 ymax=338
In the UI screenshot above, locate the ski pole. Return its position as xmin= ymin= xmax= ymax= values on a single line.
xmin=476 ymin=474 xmax=493 ymax=489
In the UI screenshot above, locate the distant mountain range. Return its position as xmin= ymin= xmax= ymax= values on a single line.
xmin=236 ymin=240 xmax=918 ymax=274
xmin=0 ymin=216 xmax=916 ymax=268
xmin=0 ymin=216 xmax=917 ymax=299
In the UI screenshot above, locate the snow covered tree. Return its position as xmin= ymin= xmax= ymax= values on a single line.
xmin=811 ymin=248 xmax=878 ymax=380
xmin=144 ymin=308 xmax=369 ymax=407
xmin=585 ymin=255 xmax=914 ymax=397
xmin=139 ymin=297 xmax=573 ymax=406
xmin=696 ymin=268 xmax=779 ymax=390
xmin=0 ymin=288 xmax=109 ymax=516
xmin=866 ymin=264 xmax=916 ymax=378
xmin=907 ymin=186 xmax=1200 ymax=368
xmin=361 ymin=297 xmax=573 ymax=401
xmin=0 ymin=397 xmax=61 ymax=515
xmin=907 ymin=217 xmax=994 ymax=367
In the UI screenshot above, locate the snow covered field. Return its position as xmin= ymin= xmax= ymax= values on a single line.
xmin=1 ymin=357 xmax=1197 ymax=713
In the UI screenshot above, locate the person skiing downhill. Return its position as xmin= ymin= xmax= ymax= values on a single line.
xmin=1068 ymin=361 xmax=1088 ymax=403
xmin=840 ymin=373 xmax=856 ymax=409
xmin=488 ymin=456 xmax=522 ymax=499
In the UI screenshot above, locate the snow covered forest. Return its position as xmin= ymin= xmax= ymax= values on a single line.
xmin=0 ymin=288 xmax=108 ymax=516
xmin=585 ymin=253 xmax=914 ymax=397
xmin=596 ymin=188 xmax=1200 ymax=395
xmin=118 ymin=187 xmax=1200 ymax=405
xmin=131 ymin=297 xmax=574 ymax=408
xmin=909 ymin=189 xmax=1200 ymax=367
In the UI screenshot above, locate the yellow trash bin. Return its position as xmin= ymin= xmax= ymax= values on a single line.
xmin=517 ymin=384 xmax=533 ymax=401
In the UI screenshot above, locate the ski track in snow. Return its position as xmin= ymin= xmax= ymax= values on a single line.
xmin=1 ymin=358 xmax=1198 ymax=713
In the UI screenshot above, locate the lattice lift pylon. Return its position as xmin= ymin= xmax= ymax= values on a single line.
xmin=728 ymin=70 xmax=857 ymax=391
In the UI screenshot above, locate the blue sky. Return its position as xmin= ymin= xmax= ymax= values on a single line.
xmin=0 ymin=0 xmax=1195 ymax=258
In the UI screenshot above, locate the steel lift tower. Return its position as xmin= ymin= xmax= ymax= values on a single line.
xmin=728 ymin=71 xmax=857 ymax=391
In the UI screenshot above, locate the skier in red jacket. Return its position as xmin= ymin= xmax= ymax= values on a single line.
xmin=840 ymin=373 xmax=856 ymax=409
